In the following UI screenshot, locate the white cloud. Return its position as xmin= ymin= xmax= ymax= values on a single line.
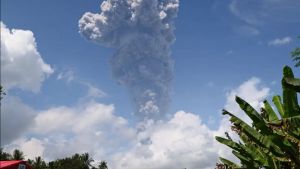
xmin=1 ymin=22 xmax=54 ymax=93
xmin=268 ymin=36 xmax=292 ymax=46
xmin=56 ymin=68 xmax=107 ymax=99
xmin=33 ymin=103 xmax=126 ymax=135
xmin=0 ymin=96 xmax=35 ymax=145
xmin=57 ymin=69 xmax=75 ymax=83
xmin=2 ymin=77 xmax=270 ymax=169
xmin=33 ymin=106 xmax=75 ymax=134
xmin=224 ymin=77 xmax=269 ymax=124
xmin=3 ymin=102 xmax=221 ymax=168
xmin=229 ymin=0 xmax=300 ymax=25
xmin=85 ymin=83 xmax=107 ymax=99
xmin=5 ymin=138 xmax=45 ymax=160
xmin=111 ymin=111 xmax=220 ymax=169
xmin=229 ymin=0 xmax=262 ymax=25
xmin=30 ymin=101 xmax=135 ymax=160
xmin=229 ymin=0 xmax=300 ymax=37
xmin=236 ymin=25 xmax=260 ymax=36
xmin=20 ymin=138 xmax=45 ymax=159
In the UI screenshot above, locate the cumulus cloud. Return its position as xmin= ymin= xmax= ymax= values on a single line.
xmin=0 ymin=96 xmax=35 ymax=145
xmin=1 ymin=22 xmax=53 ymax=93
xmin=79 ymin=0 xmax=179 ymax=120
xmin=110 ymin=76 xmax=269 ymax=168
xmin=5 ymin=138 xmax=45 ymax=160
xmin=111 ymin=111 xmax=220 ymax=169
xmin=0 ymin=22 xmax=54 ymax=150
xmin=2 ymin=77 xmax=270 ymax=168
xmin=31 ymin=102 xmax=134 ymax=160
xmin=4 ymin=109 xmax=220 ymax=169
xmin=20 ymin=138 xmax=45 ymax=159
xmin=268 ymin=36 xmax=292 ymax=46
xmin=224 ymin=77 xmax=269 ymax=124
xmin=216 ymin=77 xmax=270 ymax=139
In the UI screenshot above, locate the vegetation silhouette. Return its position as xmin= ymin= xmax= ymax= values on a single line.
xmin=0 ymin=149 xmax=108 ymax=169
xmin=215 ymin=45 xmax=300 ymax=168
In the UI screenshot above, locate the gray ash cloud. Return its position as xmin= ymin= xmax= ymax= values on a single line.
xmin=79 ymin=0 xmax=179 ymax=120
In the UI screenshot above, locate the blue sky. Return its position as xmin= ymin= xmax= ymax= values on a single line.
xmin=1 ymin=0 xmax=300 ymax=168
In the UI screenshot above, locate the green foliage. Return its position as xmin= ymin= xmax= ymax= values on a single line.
xmin=0 ymin=148 xmax=12 ymax=160
xmin=98 ymin=161 xmax=108 ymax=169
xmin=12 ymin=149 xmax=25 ymax=160
xmin=215 ymin=66 xmax=300 ymax=169
xmin=28 ymin=156 xmax=48 ymax=169
xmin=47 ymin=153 xmax=91 ymax=169
xmin=291 ymin=36 xmax=300 ymax=67
xmin=0 ymin=149 xmax=108 ymax=169
xmin=0 ymin=85 xmax=6 ymax=101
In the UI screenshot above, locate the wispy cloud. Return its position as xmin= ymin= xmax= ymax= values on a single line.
xmin=229 ymin=0 xmax=300 ymax=25
xmin=57 ymin=68 xmax=107 ymax=99
xmin=228 ymin=0 xmax=300 ymax=36
xmin=236 ymin=25 xmax=260 ymax=36
xmin=82 ymin=83 xmax=107 ymax=99
xmin=268 ymin=36 xmax=292 ymax=46
xmin=229 ymin=0 xmax=262 ymax=25
xmin=57 ymin=69 xmax=75 ymax=83
xmin=226 ymin=50 xmax=234 ymax=55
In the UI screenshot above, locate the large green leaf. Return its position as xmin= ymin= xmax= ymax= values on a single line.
xmin=282 ymin=66 xmax=300 ymax=117
xmin=232 ymin=150 xmax=259 ymax=168
xmin=284 ymin=77 xmax=300 ymax=92
xmin=272 ymin=96 xmax=285 ymax=118
xmin=215 ymin=136 xmax=243 ymax=152
xmin=215 ymin=66 xmax=300 ymax=169
xmin=223 ymin=110 xmax=284 ymax=157
xmin=268 ymin=115 xmax=300 ymax=141
xmin=242 ymin=143 xmax=267 ymax=166
xmin=231 ymin=132 xmax=273 ymax=168
xmin=268 ymin=115 xmax=300 ymax=128
xmin=219 ymin=157 xmax=241 ymax=168
xmin=235 ymin=96 xmax=271 ymax=134
xmin=231 ymin=110 xmax=300 ymax=166
xmin=262 ymin=100 xmax=279 ymax=122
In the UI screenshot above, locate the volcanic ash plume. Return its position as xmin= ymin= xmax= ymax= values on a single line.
xmin=79 ymin=0 xmax=179 ymax=120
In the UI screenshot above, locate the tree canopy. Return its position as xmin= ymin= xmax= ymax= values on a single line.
xmin=0 ymin=149 xmax=108 ymax=169
xmin=291 ymin=36 xmax=300 ymax=67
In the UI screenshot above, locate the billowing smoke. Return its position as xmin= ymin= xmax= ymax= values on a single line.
xmin=79 ymin=0 xmax=179 ymax=120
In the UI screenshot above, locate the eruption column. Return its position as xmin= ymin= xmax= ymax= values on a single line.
xmin=79 ymin=0 xmax=179 ymax=120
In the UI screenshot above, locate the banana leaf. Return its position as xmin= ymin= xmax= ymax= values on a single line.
xmin=219 ymin=157 xmax=241 ymax=168
xmin=236 ymin=96 xmax=271 ymax=134
xmin=263 ymin=100 xmax=279 ymax=122
xmin=284 ymin=77 xmax=300 ymax=92
xmin=282 ymin=66 xmax=300 ymax=117
xmin=272 ymin=96 xmax=285 ymax=118
xmin=223 ymin=110 xmax=284 ymax=157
